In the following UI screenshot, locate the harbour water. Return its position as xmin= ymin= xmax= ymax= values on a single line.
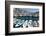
xmin=13 ymin=16 xmax=39 ymax=28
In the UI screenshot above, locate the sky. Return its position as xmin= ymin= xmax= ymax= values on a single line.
xmin=15 ymin=8 xmax=39 ymax=13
